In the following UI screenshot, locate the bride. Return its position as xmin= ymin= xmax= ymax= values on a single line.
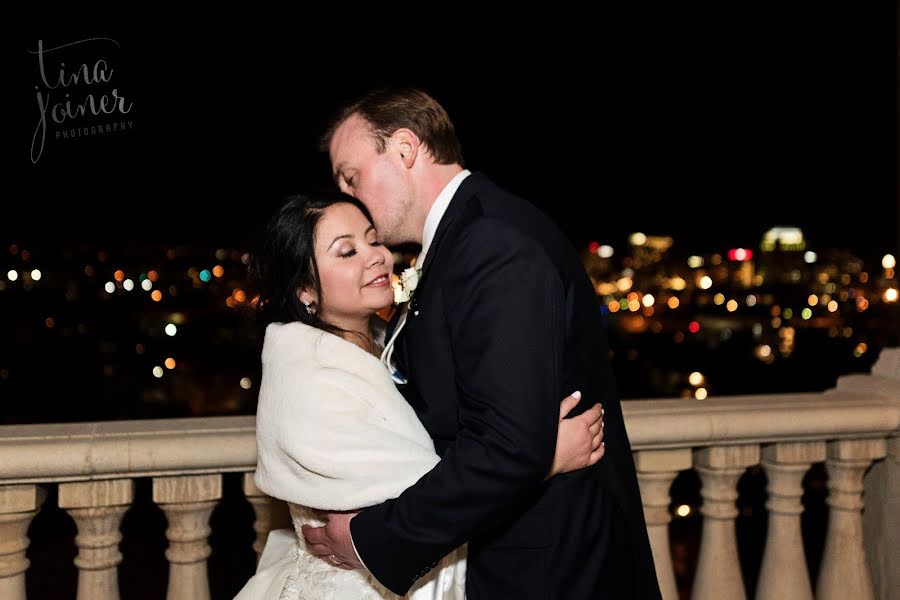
xmin=234 ymin=193 xmax=606 ymax=599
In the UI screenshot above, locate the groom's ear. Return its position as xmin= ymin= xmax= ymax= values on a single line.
xmin=391 ymin=128 xmax=419 ymax=168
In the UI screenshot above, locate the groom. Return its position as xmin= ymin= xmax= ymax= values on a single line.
xmin=303 ymin=88 xmax=661 ymax=599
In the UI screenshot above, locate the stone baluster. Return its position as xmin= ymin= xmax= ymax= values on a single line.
xmin=242 ymin=472 xmax=283 ymax=565
xmin=692 ymin=445 xmax=760 ymax=600
xmin=0 ymin=485 xmax=46 ymax=600
xmin=816 ymin=439 xmax=887 ymax=600
xmin=755 ymin=442 xmax=824 ymax=600
xmin=58 ymin=479 xmax=133 ymax=600
xmin=635 ymin=448 xmax=692 ymax=600
xmin=863 ymin=435 xmax=899 ymax=600
xmin=153 ymin=474 xmax=222 ymax=600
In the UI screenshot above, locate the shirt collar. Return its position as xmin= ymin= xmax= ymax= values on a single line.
xmin=418 ymin=169 xmax=471 ymax=265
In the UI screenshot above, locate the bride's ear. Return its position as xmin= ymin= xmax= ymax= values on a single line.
xmin=297 ymin=288 xmax=317 ymax=308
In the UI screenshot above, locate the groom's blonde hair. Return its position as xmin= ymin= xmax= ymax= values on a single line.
xmin=321 ymin=88 xmax=465 ymax=167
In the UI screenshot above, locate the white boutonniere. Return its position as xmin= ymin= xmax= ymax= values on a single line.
xmin=392 ymin=266 xmax=422 ymax=305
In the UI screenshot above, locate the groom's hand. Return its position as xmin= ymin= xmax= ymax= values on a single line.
xmin=301 ymin=512 xmax=362 ymax=571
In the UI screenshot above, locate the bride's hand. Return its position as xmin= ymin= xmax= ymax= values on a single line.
xmin=547 ymin=392 xmax=604 ymax=479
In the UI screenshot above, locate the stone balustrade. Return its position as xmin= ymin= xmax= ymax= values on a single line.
xmin=0 ymin=349 xmax=897 ymax=599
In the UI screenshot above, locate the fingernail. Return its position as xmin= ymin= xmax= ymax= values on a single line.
xmin=572 ymin=390 xmax=582 ymax=399
xmin=601 ymin=441 xmax=605 ymax=447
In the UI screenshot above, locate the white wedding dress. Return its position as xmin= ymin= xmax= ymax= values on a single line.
xmin=233 ymin=321 xmax=467 ymax=599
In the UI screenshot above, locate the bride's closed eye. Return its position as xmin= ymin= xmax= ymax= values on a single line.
xmin=337 ymin=240 xmax=379 ymax=258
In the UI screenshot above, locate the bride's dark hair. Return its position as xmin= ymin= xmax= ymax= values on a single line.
xmin=251 ymin=192 xmax=377 ymax=339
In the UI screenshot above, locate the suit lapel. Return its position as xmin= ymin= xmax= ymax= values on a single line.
xmin=417 ymin=172 xmax=487 ymax=285
xmin=389 ymin=174 xmax=485 ymax=381
xmin=392 ymin=173 xmax=488 ymax=377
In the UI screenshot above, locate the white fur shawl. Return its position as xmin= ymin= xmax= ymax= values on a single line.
xmin=254 ymin=321 xmax=439 ymax=511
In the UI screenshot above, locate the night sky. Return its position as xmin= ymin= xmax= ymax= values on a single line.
xmin=2 ymin=7 xmax=897 ymax=259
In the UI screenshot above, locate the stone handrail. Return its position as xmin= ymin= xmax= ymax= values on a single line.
xmin=0 ymin=348 xmax=897 ymax=599
xmin=0 ymin=416 xmax=256 ymax=484
xmin=624 ymin=385 xmax=898 ymax=449
xmin=1 ymin=388 xmax=893 ymax=485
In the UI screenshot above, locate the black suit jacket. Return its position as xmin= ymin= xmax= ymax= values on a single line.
xmin=351 ymin=173 xmax=661 ymax=599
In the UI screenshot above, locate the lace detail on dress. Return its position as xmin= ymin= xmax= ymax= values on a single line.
xmin=277 ymin=503 xmax=406 ymax=599
xmin=277 ymin=545 xmax=301 ymax=600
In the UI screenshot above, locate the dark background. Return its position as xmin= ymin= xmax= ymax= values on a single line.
xmin=2 ymin=6 xmax=897 ymax=257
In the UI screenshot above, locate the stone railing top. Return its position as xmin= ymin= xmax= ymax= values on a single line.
xmin=623 ymin=389 xmax=898 ymax=451
xmin=624 ymin=348 xmax=900 ymax=450
xmin=0 ymin=415 xmax=256 ymax=484
xmin=1 ymin=349 xmax=897 ymax=485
